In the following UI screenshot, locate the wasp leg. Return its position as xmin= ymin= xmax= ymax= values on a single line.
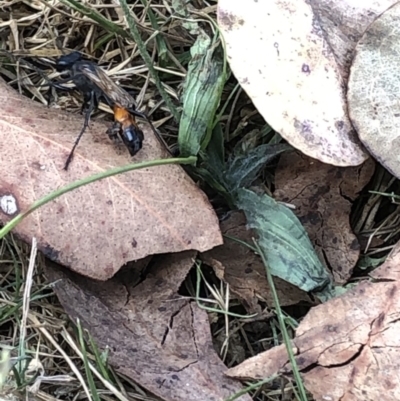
xmin=44 ymin=78 xmax=75 ymax=106
xmin=64 ymin=90 xmax=98 ymax=170
xmin=47 ymin=79 xmax=75 ymax=91
xmin=81 ymin=91 xmax=92 ymax=114
xmin=106 ymin=122 xmax=125 ymax=153
xmin=44 ymin=72 xmax=94 ymax=105
xmin=106 ymin=121 xmax=122 ymax=140
xmin=126 ymin=107 xmax=147 ymax=120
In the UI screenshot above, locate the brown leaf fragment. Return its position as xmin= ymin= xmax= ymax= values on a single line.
xmin=274 ymin=152 xmax=375 ymax=283
xmin=226 ymin=344 xmax=291 ymax=381
xmin=44 ymin=252 xmax=251 ymax=401
xmin=227 ymin=244 xmax=400 ymax=401
xmin=370 ymin=240 xmax=400 ymax=281
xmin=0 ymin=79 xmax=222 ymax=280
xmin=201 ymin=211 xmax=311 ymax=314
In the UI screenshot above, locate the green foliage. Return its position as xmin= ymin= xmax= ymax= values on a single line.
xmin=237 ymin=189 xmax=335 ymax=299
xmin=178 ymin=31 xmax=227 ymax=156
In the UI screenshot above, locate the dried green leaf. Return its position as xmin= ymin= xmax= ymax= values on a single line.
xmin=178 ymin=31 xmax=227 ymax=156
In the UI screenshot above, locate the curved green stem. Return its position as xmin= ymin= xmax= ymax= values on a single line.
xmin=0 ymin=156 xmax=196 ymax=239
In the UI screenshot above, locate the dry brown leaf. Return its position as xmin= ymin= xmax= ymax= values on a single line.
xmin=217 ymin=0 xmax=367 ymax=167
xmin=0 ymin=80 xmax=222 ymax=280
xmin=44 ymin=252 xmax=252 ymax=401
xmin=348 ymin=2 xmax=400 ymax=180
xmin=201 ymin=211 xmax=311 ymax=314
xmin=226 ymin=242 xmax=400 ymax=401
xmin=310 ymin=0 xmax=396 ymax=79
xmin=274 ymin=152 xmax=375 ymax=283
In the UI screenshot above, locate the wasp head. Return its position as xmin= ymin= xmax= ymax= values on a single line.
xmin=55 ymin=52 xmax=83 ymax=72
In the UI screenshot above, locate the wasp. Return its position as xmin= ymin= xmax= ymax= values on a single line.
xmin=51 ymin=51 xmax=150 ymax=170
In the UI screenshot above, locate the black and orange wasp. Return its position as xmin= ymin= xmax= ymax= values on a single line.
xmin=52 ymin=51 xmax=152 ymax=170
xmin=0 ymin=50 xmax=169 ymax=169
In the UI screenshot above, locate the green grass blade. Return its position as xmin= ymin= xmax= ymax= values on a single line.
xmin=77 ymin=319 xmax=100 ymax=401
xmin=60 ymin=0 xmax=129 ymax=38
xmin=139 ymin=0 xmax=168 ymax=61
xmin=223 ymin=376 xmax=278 ymax=401
xmin=253 ymin=240 xmax=309 ymax=401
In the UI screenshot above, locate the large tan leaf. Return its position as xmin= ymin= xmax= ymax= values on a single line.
xmin=0 ymin=80 xmax=222 ymax=280
xmin=347 ymin=2 xmax=400 ymax=179
xmin=217 ymin=0 xmax=368 ymax=166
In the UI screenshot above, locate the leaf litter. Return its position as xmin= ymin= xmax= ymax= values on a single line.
xmin=274 ymin=152 xmax=375 ymax=284
xmin=3 ymin=1 xmax=396 ymax=399
xmin=44 ymin=251 xmax=252 ymax=401
xmin=217 ymin=0 xmax=368 ymax=167
xmin=226 ymin=241 xmax=400 ymax=401
xmin=348 ymin=1 xmax=400 ymax=180
xmin=309 ymin=0 xmax=397 ymax=80
xmin=201 ymin=211 xmax=311 ymax=315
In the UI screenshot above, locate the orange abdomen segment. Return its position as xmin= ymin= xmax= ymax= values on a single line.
xmin=113 ymin=105 xmax=138 ymax=129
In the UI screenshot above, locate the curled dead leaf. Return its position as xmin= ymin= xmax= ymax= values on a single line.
xmin=0 ymin=80 xmax=222 ymax=280
xmin=217 ymin=0 xmax=367 ymax=166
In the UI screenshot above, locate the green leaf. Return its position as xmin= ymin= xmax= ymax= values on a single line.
xmin=178 ymin=30 xmax=227 ymax=156
xmin=225 ymin=143 xmax=291 ymax=192
xmin=172 ymin=0 xmax=201 ymax=35
xmin=236 ymin=188 xmax=334 ymax=298
xmin=199 ymin=137 xmax=290 ymax=205
xmin=207 ymin=122 xmax=225 ymax=170
xmin=357 ymin=255 xmax=386 ymax=270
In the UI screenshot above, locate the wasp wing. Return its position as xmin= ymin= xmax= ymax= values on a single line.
xmin=78 ymin=62 xmax=136 ymax=108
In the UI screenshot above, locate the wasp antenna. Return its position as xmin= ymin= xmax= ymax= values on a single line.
xmin=149 ymin=120 xmax=173 ymax=155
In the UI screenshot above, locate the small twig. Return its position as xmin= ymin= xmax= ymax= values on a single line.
xmin=17 ymin=237 xmax=37 ymax=373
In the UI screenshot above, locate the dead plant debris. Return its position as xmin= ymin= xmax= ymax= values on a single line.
xmin=2 ymin=2 xmax=400 ymax=401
